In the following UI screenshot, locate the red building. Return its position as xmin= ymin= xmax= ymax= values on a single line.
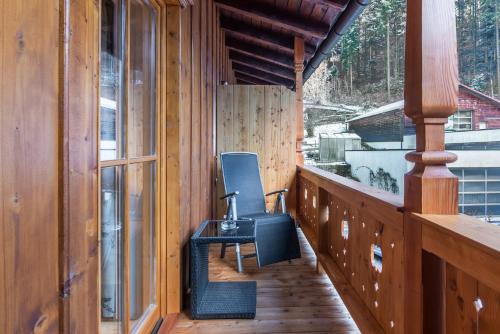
xmin=348 ymin=84 xmax=500 ymax=143
xmin=458 ymin=84 xmax=500 ymax=130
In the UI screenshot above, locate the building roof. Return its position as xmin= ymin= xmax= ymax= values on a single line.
xmin=347 ymin=100 xmax=404 ymax=123
xmin=319 ymin=132 xmax=361 ymax=139
xmin=459 ymin=84 xmax=500 ymax=108
xmin=346 ymin=84 xmax=500 ymax=123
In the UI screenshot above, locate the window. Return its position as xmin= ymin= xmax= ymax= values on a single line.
xmin=452 ymin=168 xmax=500 ymax=225
xmin=100 ymin=0 xmax=159 ymax=333
xmin=449 ymin=110 xmax=473 ymax=131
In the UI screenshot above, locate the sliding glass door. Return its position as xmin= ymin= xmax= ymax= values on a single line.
xmin=99 ymin=0 xmax=160 ymax=333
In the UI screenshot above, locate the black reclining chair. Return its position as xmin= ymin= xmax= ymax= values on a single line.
xmin=220 ymin=152 xmax=301 ymax=272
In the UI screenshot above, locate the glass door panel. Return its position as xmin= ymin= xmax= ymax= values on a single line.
xmin=100 ymin=166 xmax=125 ymax=333
xmin=128 ymin=0 xmax=157 ymax=158
xmin=128 ymin=162 xmax=157 ymax=327
xmin=100 ymin=0 xmax=159 ymax=332
xmin=100 ymin=0 xmax=125 ymax=161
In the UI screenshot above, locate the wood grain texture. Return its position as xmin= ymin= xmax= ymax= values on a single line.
xmin=215 ymin=85 xmax=296 ymax=217
xmin=60 ymin=0 xmax=100 ymax=332
xmin=171 ymin=231 xmax=362 ymax=333
xmin=214 ymin=0 xmax=330 ymax=38
xmin=416 ymin=214 xmax=500 ymax=293
xmin=297 ymin=167 xmax=404 ymax=333
xmin=404 ymin=2 xmax=459 ymax=330
xmin=165 ymin=0 xmax=226 ymax=315
xmin=1 ymin=1 xmax=60 ymax=332
xmin=166 ymin=4 xmax=183 ymax=314
xmin=295 ymin=37 xmax=305 ymax=165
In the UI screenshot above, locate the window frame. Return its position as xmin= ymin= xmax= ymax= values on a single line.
xmin=98 ymin=0 xmax=163 ymax=333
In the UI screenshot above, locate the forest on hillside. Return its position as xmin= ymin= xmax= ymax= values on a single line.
xmin=304 ymin=0 xmax=500 ymax=108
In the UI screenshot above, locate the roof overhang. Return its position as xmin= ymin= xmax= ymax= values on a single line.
xmin=214 ymin=0 xmax=370 ymax=89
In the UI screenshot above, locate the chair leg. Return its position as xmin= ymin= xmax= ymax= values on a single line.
xmin=235 ymin=243 xmax=243 ymax=273
xmin=220 ymin=243 xmax=226 ymax=258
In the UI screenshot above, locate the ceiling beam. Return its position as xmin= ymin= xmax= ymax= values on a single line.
xmin=225 ymin=37 xmax=295 ymax=69
xmin=234 ymin=72 xmax=275 ymax=85
xmin=232 ymin=63 xmax=295 ymax=87
xmin=310 ymin=0 xmax=349 ymax=10
xmin=220 ymin=16 xmax=316 ymax=57
xmin=215 ymin=0 xmax=330 ymax=38
xmin=229 ymin=50 xmax=295 ymax=81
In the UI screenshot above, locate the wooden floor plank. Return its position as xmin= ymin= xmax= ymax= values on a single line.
xmin=172 ymin=230 xmax=361 ymax=334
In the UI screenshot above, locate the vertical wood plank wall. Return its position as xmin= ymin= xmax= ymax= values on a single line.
xmin=166 ymin=0 xmax=234 ymax=313
xmin=215 ymin=85 xmax=296 ymax=218
xmin=0 ymin=1 xmax=61 ymax=333
xmin=1 ymin=0 xmax=234 ymax=331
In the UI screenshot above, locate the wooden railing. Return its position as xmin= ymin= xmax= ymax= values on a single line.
xmin=296 ymin=165 xmax=500 ymax=333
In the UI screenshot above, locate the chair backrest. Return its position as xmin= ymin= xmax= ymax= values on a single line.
xmin=220 ymin=152 xmax=266 ymax=216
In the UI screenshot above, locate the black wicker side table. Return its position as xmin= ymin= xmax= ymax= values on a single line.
xmin=190 ymin=220 xmax=257 ymax=319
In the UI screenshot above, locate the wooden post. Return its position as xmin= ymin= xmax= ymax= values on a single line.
xmin=403 ymin=1 xmax=459 ymax=333
xmin=294 ymin=37 xmax=305 ymax=165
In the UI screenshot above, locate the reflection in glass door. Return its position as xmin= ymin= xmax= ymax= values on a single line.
xmin=99 ymin=0 xmax=159 ymax=333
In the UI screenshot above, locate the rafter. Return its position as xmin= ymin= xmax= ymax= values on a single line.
xmin=311 ymin=0 xmax=349 ymax=10
xmin=215 ymin=0 xmax=330 ymax=38
xmin=232 ymin=63 xmax=294 ymax=87
xmin=237 ymin=79 xmax=255 ymax=85
xmin=229 ymin=51 xmax=295 ymax=81
xmin=220 ymin=16 xmax=316 ymax=57
xmin=225 ymin=37 xmax=295 ymax=69
xmin=234 ymin=72 xmax=275 ymax=85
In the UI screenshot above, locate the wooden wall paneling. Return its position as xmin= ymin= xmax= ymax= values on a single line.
xmin=216 ymin=85 xmax=233 ymax=217
xmin=210 ymin=0 xmax=217 ymax=218
xmin=1 ymin=1 xmax=60 ymax=332
xmin=216 ymin=85 xmax=296 ymax=218
xmin=248 ymin=86 xmax=266 ymax=185
xmin=160 ymin=2 xmax=168 ymax=317
xmin=199 ymin=0 xmax=208 ymax=222
xmin=61 ymin=0 xmax=100 ymax=332
xmin=233 ymin=85 xmax=250 ymax=151
xmin=179 ymin=3 xmax=193 ymax=302
xmin=264 ymin=86 xmax=281 ymax=210
xmin=203 ymin=0 xmax=212 ymax=221
xmin=190 ymin=0 xmax=201 ymax=235
xmin=165 ymin=4 xmax=183 ymax=314
xmin=180 ymin=3 xmax=192 ymax=242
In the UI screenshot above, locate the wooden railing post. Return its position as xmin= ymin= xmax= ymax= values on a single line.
xmin=403 ymin=0 xmax=459 ymax=333
xmin=294 ymin=37 xmax=305 ymax=165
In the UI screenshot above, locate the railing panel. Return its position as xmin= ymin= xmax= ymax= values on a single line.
xmin=297 ymin=165 xmax=404 ymax=333
xmin=414 ymin=213 xmax=500 ymax=333
xmin=297 ymin=174 xmax=319 ymax=249
xmin=445 ymin=264 xmax=500 ymax=332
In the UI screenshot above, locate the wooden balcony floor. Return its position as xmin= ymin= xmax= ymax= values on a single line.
xmin=171 ymin=230 xmax=361 ymax=334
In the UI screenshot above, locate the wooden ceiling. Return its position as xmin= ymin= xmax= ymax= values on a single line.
xmin=215 ymin=0 xmax=351 ymax=88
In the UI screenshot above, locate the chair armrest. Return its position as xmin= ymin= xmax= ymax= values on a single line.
xmin=220 ymin=191 xmax=239 ymax=200
xmin=265 ymin=188 xmax=288 ymax=197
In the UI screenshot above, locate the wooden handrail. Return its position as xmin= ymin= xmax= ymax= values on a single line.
xmin=414 ymin=213 xmax=500 ymax=292
xmin=298 ymin=165 xmax=403 ymax=209
xmin=295 ymin=165 xmax=500 ymax=333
